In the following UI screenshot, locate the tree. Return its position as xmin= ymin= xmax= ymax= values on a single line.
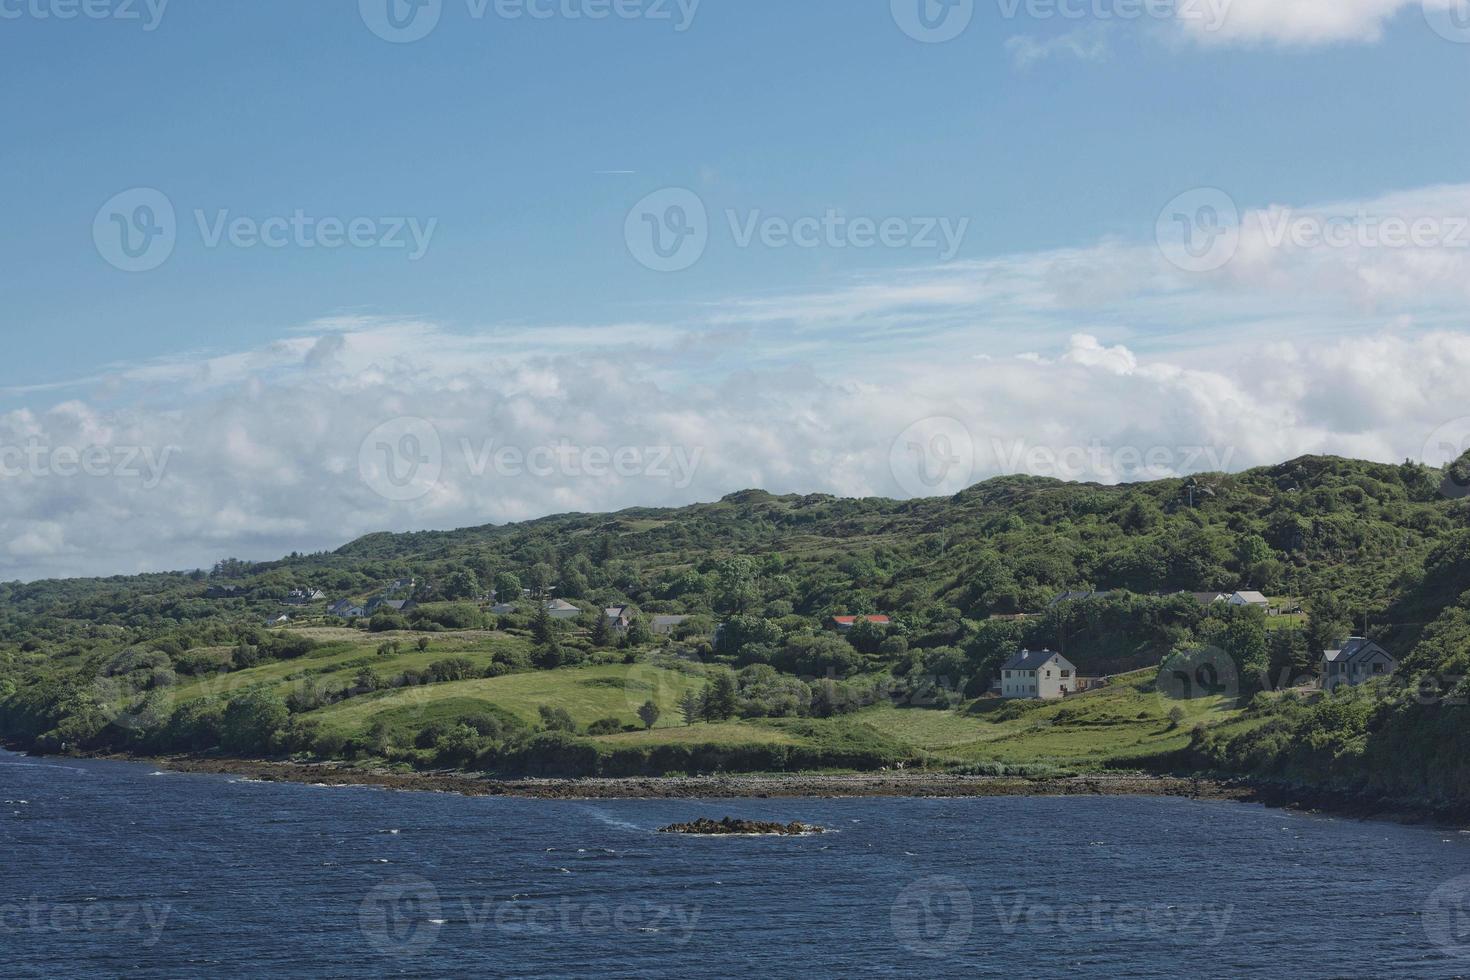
xmin=416 ymin=636 xmax=431 ymax=652
xmin=221 ymin=690 xmax=288 ymax=754
xmin=494 ymin=572 xmax=522 ymax=601
xmin=701 ymin=671 xmax=738 ymax=722
xmin=442 ymin=567 xmax=481 ymax=601
xmin=527 ymin=563 xmax=555 ymax=597
xmin=625 ymin=616 xmax=652 ymax=647
xmin=715 ymin=556 xmax=760 ymax=613
xmin=531 ymin=605 xmax=556 ymax=645
xmin=591 ymin=612 xmax=612 ymax=648
xmin=638 ymin=700 xmax=661 ymax=730
xmin=677 ymin=689 xmax=701 ymax=726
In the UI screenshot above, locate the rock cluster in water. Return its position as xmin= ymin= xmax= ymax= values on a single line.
xmin=659 ymin=817 xmax=824 ymax=836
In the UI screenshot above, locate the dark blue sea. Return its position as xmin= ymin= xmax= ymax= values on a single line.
xmin=5 ymin=750 xmax=1470 ymax=978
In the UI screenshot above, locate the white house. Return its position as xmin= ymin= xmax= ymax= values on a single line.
xmin=1226 ymin=591 xmax=1270 ymax=611
xmin=544 ymin=599 xmax=582 ymax=621
xmin=652 ymin=615 xmax=691 ymax=636
xmin=999 ymin=649 xmax=1078 ymax=700
xmin=1323 ymin=638 xmax=1397 ymax=691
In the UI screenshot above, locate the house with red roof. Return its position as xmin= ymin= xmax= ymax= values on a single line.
xmin=830 ymin=615 xmax=891 ymax=633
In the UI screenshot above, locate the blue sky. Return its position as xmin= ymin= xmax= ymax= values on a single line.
xmin=2 ymin=0 xmax=1470 ymax=577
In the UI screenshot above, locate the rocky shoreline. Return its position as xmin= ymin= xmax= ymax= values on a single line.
xmin=101 ymin=753 xmax=1255 ymax=802
xmin=15 ymin=749 xmax=1463 ymax=826
xmin=660 ymin=817 xmax=826 ymax=836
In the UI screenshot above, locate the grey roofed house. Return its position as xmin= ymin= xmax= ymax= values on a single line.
xmin=652 ymin=615 xmax=691 ymax=636
xmin=489 ymin=603 xmax=518 ymax=616
xmin=1001 ymin=649 xmax=1076 ymax=673
xmin=1185 ymin=591 xmax=1227 ymax=606
xmin=1323 ymin=638 xmax=1397 ymax=691
xmin=1227 ymin=591 xmax=1270 ymax=608
xmin=604 ymin=606 xmax=635 ymax=630
xmin=998 ymin=649 xmax=1079 ymax=700
xmin=544 ymin=599 xmax=582 ymax=620
xmin=367 ymin=598 xmax=417 ymax=614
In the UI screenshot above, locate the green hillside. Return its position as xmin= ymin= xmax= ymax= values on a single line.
xmin=1 ymin=454 xmax=1467 ymax=806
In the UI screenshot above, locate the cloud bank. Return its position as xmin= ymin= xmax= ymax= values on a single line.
xmin=4 ymin=181 xmax=1470 ymax=580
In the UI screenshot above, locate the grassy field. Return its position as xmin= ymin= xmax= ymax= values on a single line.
xmin=304 ymin=662 xmax=708 ymax=735
xmin=170 ymin=628 xmax=535 ymax=704
xmin=165 ymin=626 xmax=1263 ymax=773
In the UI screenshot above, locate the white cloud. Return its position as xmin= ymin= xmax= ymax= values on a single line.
xmin=1178 ymin=0 xmax=1446 ymax=46
xmin=4 ymin=182 xmax=1470 ymax=580
xmin=1006 ymin=25 xmax=1111 ymax=67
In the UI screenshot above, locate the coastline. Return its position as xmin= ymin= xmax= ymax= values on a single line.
xmin=87 ymin=752 xmax=1249 ymax=804
xmin=10 ymin=745 xmax=1462 ymax=826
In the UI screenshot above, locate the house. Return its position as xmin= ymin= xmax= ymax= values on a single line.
xmin=1047 ymin=591 xmax=1112 ymax=608
xmin=999 ymin=649 xmax=1078 ymax=700
xmin=489 ymin=603 xmax=519 ymax=616
xmin=544 ymin=599 xmax=582 ymax=621
xmin=328 ymin=599 xmax=366 ymax=619
xmin=652 ymin=615 xmax=691 ymax=636
xmin=831 ymin=615 xmax=891 ymax=633
xmin=1183 ymin=591 xmax=1228 ymax=606
xmin=389 ymin=578 xmax=415 ymax=592
xmin=367 ymin=598 xmax=417 ymax=615
xmin=1323 ymin=638 xmax=1397 ymax=691
xmin=286 ymin=588 xmax=326 ymax=605
xmin=1226 ymin=591 xmax=1270 ymax=610
xmin=604 ymin=606 xmax=635 ymax=632
xmin=266 ymin=613 xmax=292 ymax=626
